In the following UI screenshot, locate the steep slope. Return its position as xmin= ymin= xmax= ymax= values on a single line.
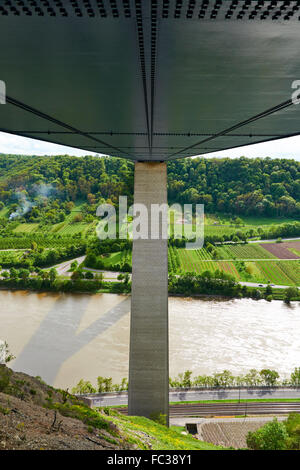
xmin=0 ymin=365 xmax=220 ymax=450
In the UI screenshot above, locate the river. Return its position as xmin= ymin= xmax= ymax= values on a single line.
xmin=0 ymin=290 xmax=299 ymax=389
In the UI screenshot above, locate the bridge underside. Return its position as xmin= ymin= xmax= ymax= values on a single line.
xmin=1 ymin=1 xmax=300 ymax=424
xmin=0 ymin=1 xmax=300 ymax=160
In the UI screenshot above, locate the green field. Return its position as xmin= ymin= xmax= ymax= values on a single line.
xmin=171 ymin=246 xmax=300 ymax=286
xmin=218 ymin=244 xmax=277 ymax=260
xmin=13 ymin=223 xmax=40 ymax=234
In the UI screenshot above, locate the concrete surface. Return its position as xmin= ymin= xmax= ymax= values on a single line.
xmin=128 ymin=162 xmax=169 ymax=424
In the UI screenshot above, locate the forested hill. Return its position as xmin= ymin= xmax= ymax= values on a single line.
xmin=0 ymin=154 xmax=299 ymax=217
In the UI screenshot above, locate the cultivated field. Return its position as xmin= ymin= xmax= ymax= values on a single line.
xmin=262 ymin=242 xmax=300 ymax=260
xmin=172 ymin=247 xmax=300 ymax=286
xmin=199 ymin=419 xmax=280 ymax=449
xmin=219 ymin=244 xmax=276 ymax=260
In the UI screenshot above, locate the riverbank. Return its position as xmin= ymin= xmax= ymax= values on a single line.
xmin=0 ymin=272 xmax=298 ymax=301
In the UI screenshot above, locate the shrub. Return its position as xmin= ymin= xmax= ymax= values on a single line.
xmin=150 ymin=412 xmax=167 ymax=426
xmin=246 ymin=418 xmax=288 ymax=450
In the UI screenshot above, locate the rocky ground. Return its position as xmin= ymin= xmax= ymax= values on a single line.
xmin=0 ymin=365 xmax=138 ymax=450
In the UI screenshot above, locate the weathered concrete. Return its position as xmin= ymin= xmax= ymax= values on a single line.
xmin=128 ymin=162 xmax=169 ymax=425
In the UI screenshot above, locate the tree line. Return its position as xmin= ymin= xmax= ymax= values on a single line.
xmin=0 ymin=154 xmax=299 ymax=218
xmin=71 ymin=367 xmax=300 ymax=395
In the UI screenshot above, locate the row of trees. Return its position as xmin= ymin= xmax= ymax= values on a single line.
xmin=71 ymin=367 xmax=300 ymax=395
xmin=0 ymin=265 xmax=105 ymax=293
xmin=169 ymin=368 xmax=300 ymax=388
xmin=169 ymin=271 xmax=246 ymax=298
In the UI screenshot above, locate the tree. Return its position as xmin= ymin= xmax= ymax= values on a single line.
xmin=85 ymin=271 xmax=94 ymax=279
xmin=260 ymin=369 xmax=279 ymax=386
xmin=97 ymin=376 xmax=113 ymax=392
xmin=9 ymin=267 xmax=18 ymax=280
xmin=234 ymin=217 xmax=243 ymax=226
xmin=73 ymin=213 xmax=83 ymax=223
xmin=19 ymin=269 xmax=30 ymax=281
xmin=0 ymin=341 xmax=15 ymax=364
xmin=30 ymin=241 xmax=38 ymax=251
xmin=246 ymin=418 xmax=288 ymax=450
xmin=284 ymin=287 xmax=299 ymax=304
xmin=290 ymin=367 xmax=300 ymax=386
xmin=243 ymin=369 xmax=262 ymax=386
xmin=265 ymin=284 xmax=273 ymax=296
xmin=212 ymin=370 xmax=235 ymax=388
xmin=70 ymin=260 xmax=78 ymax=271
xmin=182 ymin=370 xmax=193 ymax=388
xmin=49 ymin=268 xmax=58 ymax=283
xmin=71 ymin=379 xmax=96 ymax=394
xmin=71 ymin=269 xmax=84 ymax=281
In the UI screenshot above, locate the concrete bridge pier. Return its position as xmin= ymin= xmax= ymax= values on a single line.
xmin=128 ymin=161 xmax=169 ymax=426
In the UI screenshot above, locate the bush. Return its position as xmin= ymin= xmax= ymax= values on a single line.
xmin=246 ymin=418 xmax=288 ymax=450
xmin=150 ymin=412 xmax=167 ymax=426
xmin=85 ymin=271 xmax=94 ymax=279
xmin=0 ymin=341 xmax=15 ymax=364
xmin=284 ymin=413 xmax=300 ymax=450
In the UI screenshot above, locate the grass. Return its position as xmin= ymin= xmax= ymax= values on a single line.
xmin=13 ymin=223 xmax=40 ymax=234
xmin=106 ymin=413 xmax=223 ymax=450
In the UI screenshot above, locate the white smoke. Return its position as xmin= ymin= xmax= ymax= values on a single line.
xmin=33 ymin=183 xmax=55 ymax=199
xmin=9 ymin=191 xmax=35 ymax=220
xmin=9 ymin=184 xmax=56 ymax=220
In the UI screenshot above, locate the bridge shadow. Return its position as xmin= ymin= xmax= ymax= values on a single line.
xmin=12 ymin=294 xmax=130 ymax=386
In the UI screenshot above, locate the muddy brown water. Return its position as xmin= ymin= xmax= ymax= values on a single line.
xmin=1 ymin=290 xmax=299 ymax=389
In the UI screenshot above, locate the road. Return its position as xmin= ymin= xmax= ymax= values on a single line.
xmin=52 ymin=256 xmax=86 ymax=276
xmin=78 ymin=387 xmax=300 ymax=408
xmin=249 ymin=237 xmax=300 ymax=244
xmin=239 ymin=281 xmax=290 ymax=290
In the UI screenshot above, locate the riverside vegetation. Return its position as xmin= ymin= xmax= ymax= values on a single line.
xmin=71 ymin=368 xmax=300 ymax=394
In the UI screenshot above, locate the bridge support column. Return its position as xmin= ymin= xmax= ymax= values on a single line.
xmin=128 ymin=161 xmax=169 ymax=426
